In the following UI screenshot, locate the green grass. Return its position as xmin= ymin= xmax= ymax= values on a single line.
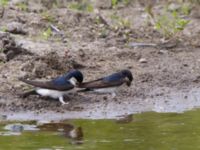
xmin=16 ymin=2 xmax=28 ymax=11
xmin=112 ymin=0 xmax=130 ymax=8
xmin=0 ymin=0 xmax=8 ymax=7
xmin=0 ymin=26 xmax=7 ymax=32
xmin=145 ymin=2 xmax=190 ymax=39
xmin=68 ymin=0 xmax=93 ymax=12
xmin=112 ymin=0 xmax=118 ymax=7
xmin=154 ymin=11 xmax=190 ymax=38
xmin=110 ymin=14 xmax=131 ymax=29
xmin=0 ymin=48 xmax=4 ymax=52
xmin=180 ymin=3 xmax=191 ymax=15
xmin=41 ymin=27 xmax=52 ymax=40
xmin=41 ymin=11 xmax=56 ymax=23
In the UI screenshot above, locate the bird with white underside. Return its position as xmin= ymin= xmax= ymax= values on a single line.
xmin=19 ymin=70 xmax=83 ymax=105
xmin=78 ymin=69 xmax=133 ymax=98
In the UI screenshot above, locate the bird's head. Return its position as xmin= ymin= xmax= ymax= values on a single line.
xmin=121 ymin=69 xmax=133 ymax=86
xmin=65 ymin=69 xmax=84 ymax=86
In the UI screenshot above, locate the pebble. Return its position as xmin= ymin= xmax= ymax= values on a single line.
xmin=158 ymin=49 xmax=168 ymax=54
xmin=139 ymin=58 xmax=147 ymax=63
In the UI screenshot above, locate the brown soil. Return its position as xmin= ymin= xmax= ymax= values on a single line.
xmin=1 ymin=0 xmax=200 ymax=121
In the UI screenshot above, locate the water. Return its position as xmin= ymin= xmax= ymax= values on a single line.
xmin=1 ymin=109 xmax=200 ymax=150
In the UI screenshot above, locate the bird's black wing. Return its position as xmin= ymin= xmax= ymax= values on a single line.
xmin=78 ymin=78 xmax=125 ymax=89
xmin=19 ymin=78 xmax=74 ymax=91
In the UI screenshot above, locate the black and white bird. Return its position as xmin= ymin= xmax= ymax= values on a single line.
xmin=78 ymin=70 xmax=133 ymax=98
xmin=19 ymin=70 xmax=83 ymax=105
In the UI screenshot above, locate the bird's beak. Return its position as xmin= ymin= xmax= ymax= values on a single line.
xmin=76 ymin=82 xmax=81 ymax=87
xmin=69 ymin=77 xmax=78 ymax=86
xmin=125 ymin=78 xmax=131 ymax=86
xmin=126 ymin=81 xmax=131 ymax=86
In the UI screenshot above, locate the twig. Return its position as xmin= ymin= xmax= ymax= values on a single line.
xmin=50 ymin=24 xmax=60 ymax=33
xmin=128 ymin=42 xmax=157 ymax=48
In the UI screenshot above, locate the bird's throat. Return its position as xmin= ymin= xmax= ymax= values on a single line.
xmin=69 ymin=77 xmax=77 ymax=86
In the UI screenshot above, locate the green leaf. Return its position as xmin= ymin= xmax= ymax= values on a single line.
xmin=42 ymin=28 xmax=52 ymax=40
xmin=112 ymin=0 xmax=118 ymax=7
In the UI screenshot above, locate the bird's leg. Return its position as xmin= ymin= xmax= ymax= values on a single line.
xmin=59 ymin=96 xmax=69 ymax=105
xmin=111 ymin=92 xmax=116 ymax=98
xmin=20 ymin=90 xmax=37 ymax=98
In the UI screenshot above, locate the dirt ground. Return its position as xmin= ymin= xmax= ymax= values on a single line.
xmin=1 ymin=0 xmax=200 ymax=121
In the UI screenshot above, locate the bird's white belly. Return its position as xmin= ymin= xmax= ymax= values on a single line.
xmin=93 ymin=87 xmax=116 ymax=94
xmin=36 ymin=88 xmax=68 ymax=99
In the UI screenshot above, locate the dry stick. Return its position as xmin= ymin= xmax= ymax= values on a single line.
xmin=50 ymin=24 xmax=60 ymax=33
xmin=50 ymin=24 xmax=65 ymax=39
xmin=128 ymin=42 xmax=157 ymax=48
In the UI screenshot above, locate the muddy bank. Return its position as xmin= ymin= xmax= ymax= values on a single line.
xmin=1 ymin=0 xmax=200 ymax=120
xmin=2 ymin=86 xmax=200 ymax=121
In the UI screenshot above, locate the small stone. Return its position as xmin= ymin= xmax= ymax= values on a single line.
xmin=183 ymin=63 xmax=188 ymax=67
xmin=62 ymin=38 xmax=68 ymax=43
xmin=127 ymin=65 xmax=132 ymax=69
xmin=139 ymin=58 xmax=147 ymax=63
xmin=103 ymin=96 xmax=107 ymax=100
xmin=158 ymin=49 xmax=168 ymax=54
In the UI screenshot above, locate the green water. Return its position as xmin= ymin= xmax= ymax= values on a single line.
xmin=1 ymin=109 xmax=200 ymax=150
